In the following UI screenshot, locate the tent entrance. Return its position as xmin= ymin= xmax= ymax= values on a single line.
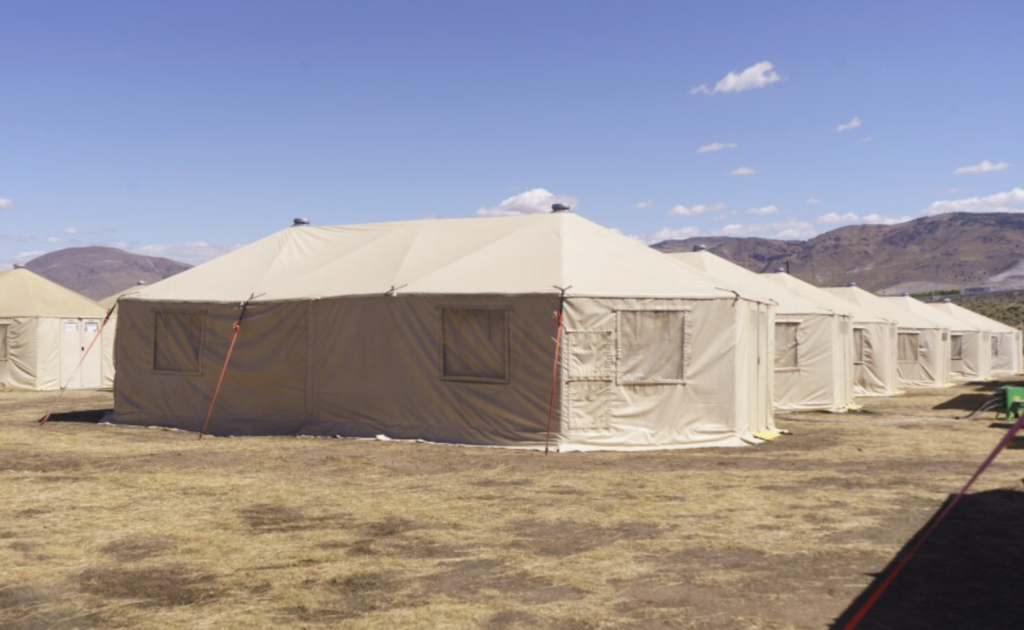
xmin=61 ymin=319 xmax=102 ymax=389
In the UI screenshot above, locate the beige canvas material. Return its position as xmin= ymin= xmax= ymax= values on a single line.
xmin=113 ymin=213 xmax=769 ymax=450
xmin=0 ymin=269 xmax=112 ymax=391
xmin=931 ymin=302 xmax=1022 ymax=376
xmin=824 ymin=287 xmax=951 ymax=388
xmin=883 ymin=296 xmax=987 ymax=382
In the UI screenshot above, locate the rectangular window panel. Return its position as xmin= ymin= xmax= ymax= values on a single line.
xmin=64 ymin=321 xmax=79 ymax=333
xmin=992 ymin=336 xmax=1001 ymax=357
xmin=775 ymin=322 xmax=800 ymax=369
xmin=154 ymin=311 xmax=205 ymax=374
xmin=898 ymin=332 xmax=920 ymax=362
xmin=951 ymin=334 xmax=964 ymax=360
xmin=0 ymin=324 xmax=8 ymax=361
xmin=617 ymin=310 xmax=686 ymax=384
xmin=441 ymin=308 xmax=509 ymax=383
xmin=84 ymin=321 xmax=100 ymax=334
xmin=853 ymin=328 xmax=866 ymax=364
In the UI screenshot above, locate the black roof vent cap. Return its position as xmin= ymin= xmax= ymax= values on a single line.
xmin=551 ymin=203 xmax=571 ymax=213
xmin=293 ymin=217 xmax=311 ymax=226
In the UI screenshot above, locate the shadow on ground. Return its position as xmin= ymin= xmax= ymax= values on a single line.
xmin=833 ymin=489 xmax=1024 ymax=630
xmin=41 ymin=408 xmax=111 ymax=424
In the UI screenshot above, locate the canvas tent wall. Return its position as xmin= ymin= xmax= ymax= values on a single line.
xmin=98 ymin=281 xmax=149 ymax=388
xmin=112 ymin=212 xmax=773 ymax=451
xmin=824 ymin=287 xmax=951 ymax=388
xmin=883 ymin=296 xmax=988 ymax=382
xmin=0 ymin=267 xmax=113 ymax=390
xmin=931 ymin=300 xmax=1021 ymax=376
xmin=669 ymin=250 xmax=852 ymax=414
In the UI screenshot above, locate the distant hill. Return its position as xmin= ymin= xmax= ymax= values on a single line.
xmin=25 ymin=246 xmax=191 ymax=301
xmin=654 ymin=212 xmax=1024 ymax=294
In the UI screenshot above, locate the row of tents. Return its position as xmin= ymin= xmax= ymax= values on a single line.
xmin=2 ymin=211 xmax=1021 ymax=451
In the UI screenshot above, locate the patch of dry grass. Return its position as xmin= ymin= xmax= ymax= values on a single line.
xmin=2 ymin=381 xmax=1024 ymax=629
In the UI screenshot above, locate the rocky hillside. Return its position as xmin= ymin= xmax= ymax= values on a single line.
xmin=654 ymin=212 xmax=1024 ymax=294
xmin=25 ymin=246 xmax=191 ymax=301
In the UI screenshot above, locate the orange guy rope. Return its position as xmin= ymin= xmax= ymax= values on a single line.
xmin=198 ymin=294 xmax=259 ymax=440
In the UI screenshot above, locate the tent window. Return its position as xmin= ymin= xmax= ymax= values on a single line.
xmin=853 ymin=328 xmax=866 ymax=364
xmin=0 ymin=324 xmax=8 ymax=361
xmin=441 ymin=308 xmax=509 ymax=383
xmin=951 ymin=334 xmax=964 ymax=360
xmin=992 ymin=335 xmax=1001 ymax=357
xmin=153 ymin=311 xmax=205 ymax=375
xmin=616 ymin=310 xmax=687 ymax=385
xmin=775 ymin=322 xmax=800 ymax=369
xmin=898 ymin=332 xmax=920 ymax=362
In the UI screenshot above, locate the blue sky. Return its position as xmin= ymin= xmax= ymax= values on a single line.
xmin=1 ymin=0 xmax=1022 ymax=266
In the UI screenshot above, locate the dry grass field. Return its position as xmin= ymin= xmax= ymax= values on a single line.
xmin=3 ymin=380 xmax=1024 ymax=629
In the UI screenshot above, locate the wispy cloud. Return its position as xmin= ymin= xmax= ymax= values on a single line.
xmin=746 ymin=205 xmax=779 ymax=216
xmin=648 ymin=226 xmax=700 ymax=243
xmin=953 ymin=160 xmax=1010 ymax=176
xmin=863 ymin=213 xmax=912 ymax=225
xmin=0 ymin=233 xmax=35 ymax=243
xmin=132 ymin=242 xmax=234 ymax=265
xmin=730 ymin=167 xmax=757 ymax=176
xmin=634 ymin=199 xmax=654 ymax=209
xmin=697 ymin=142 xmax=738 ymax=154
xmin=836 ymin=117 xmax=862 ymax=132
xmin=691 ymin=61 xmax=781 ymax=96
xmin=807 ymin=197 xmax=821 ymax=204
xmin=711 ymin=220 xmax=816 ymax=240
xmin=0 ymin=198 xmax=13 ymax=211
xmin=668 ymin=203 xmax=726 ymax=216
xmin=859 ymin=135 xmax=872 ymax=143
xmin=64 ymin=227 xmax=79 ymax=235
xmin=923 ymin=187 xmax=1024 ymax=215
xmin=817 ymin=212 xmax=859 ymax=224
xmin=476 ymin=188 xmax=578 ymax=217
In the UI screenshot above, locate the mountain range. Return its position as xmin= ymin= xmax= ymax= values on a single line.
xmin=24 ymin=246 xmax=192 ymax=301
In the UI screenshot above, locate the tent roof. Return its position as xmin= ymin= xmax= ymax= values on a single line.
xmin=760 ymin=272 xmax=890 ymax=323
xmin=126 ymin=213 xmax=742 ymax=303
xmin=669 ymin=251 xmax=827 ymax=315
xmin=0 ymin=268 xmax=106 ymax=318
xmin=881 ymin=295 xmax=983 ymax=331
xmin=931 ymin=301 xmax=1016 ymax=333
xmin=822 ymin=286 xmax=940 ymax=330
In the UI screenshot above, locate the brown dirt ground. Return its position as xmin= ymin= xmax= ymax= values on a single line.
xmin=2 ymin=380 xmax=1024 ymax=629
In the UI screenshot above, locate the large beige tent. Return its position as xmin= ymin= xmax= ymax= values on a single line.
xmin=764 ymin=273 xmax=898 ymax=398
xmin=883 ymin=296 xmax=989 ymax=382
xmin=825 ymin=286 xmax=951 ymax=388
xmin=931 ymin=300 xmax=1021 ymax=376
xmin=0 ymin=267 xmax=113 ymax=390
xmin=670 ymin=250 xmax=854 ymax=413
xmin=112 ymin=212 xmax=774 ymax=451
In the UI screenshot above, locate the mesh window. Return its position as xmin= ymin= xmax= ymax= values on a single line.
xmin=617 ymin=310 xmax=686 ymax=384
xmin=951 ymin=335 xmax=964 ymax=360
xmin=775 ymin=322 xmax=799 ymax=369
xmin=898 ymin=332 xmax=920 ymax=362
xmin=441 ymin=308 xmax=509 ymax=382
xmin=853 ymin=328 xmax=866 ymax=364
xmin=992 ymin=335 xmax=1001 ymax=357
xmin=154 ymin=312 xmax=205 ymax=374
xmin=0 ymin=324 xmax=8 ymax=361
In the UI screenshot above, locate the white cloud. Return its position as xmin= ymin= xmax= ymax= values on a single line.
xmin=697 ymin=142 xmax=738 ymax=154
xmin=817 ymin=212 xmax=859 ymax=224
xmin=746 ymin=205 xmax=779 ymax=216
xmin=45 ymin=236 xmax=61 ymax=243
xmin=720 ymin=223 xmax=745 ymax=235
xmin=836 ymin=117 xmax=862 ymax=132
xmin=0 ymin=233 xmax=34 ymax=243
xmin=64 ymin=227 xmax=79 ymax=235
xmin=859 ymin=135 xmax=872 ymax=143
xmin=730 ymin=167 xmax=757 ymax=176
xmin=953 ymin=160 xmax=1010 ymax=176
xmin=863 ymin=213 xmax=912 ymax=225
xmin=648 ymin=226 xmax=700 ymax=243
xmin=0 ymin=198 xmax=13 ymax=211
xmin=807 ymin=197 xmax=821 ymax=204
xmin=692 ymin=61 xmax=781 ymax=96
xmin=132 ymin=242 xmax=232 ymax=265
xmin=711 ymin=220 xmax=816 ymax=240
xmin=610 ymin=228 xmax=645 ymax=243
xmin=668 ymin=203 xmax=726 ymax=216
xmin=634 ymin=199 xmax=654 ymax=209
xmin=923 ymin=187 xmax=1024 ymax=215
xmin=11 ymin=250 xmax=45 ymax=263
xmin=476 ymin=188 xmax=578 ymax=217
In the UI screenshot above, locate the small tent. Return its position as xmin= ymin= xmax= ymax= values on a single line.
xmin=825 ymin=287 xmax=951 ymax=388
xmin=883 ymin=296 xmax=989 ymax=382
xmin=112 ymin=212 xmax=773 ymax=450
xmin=0 ymin=267 xmax=113 ymax=390
xmin=670 ymin=250 xmax=853 ymax=413
xmin=764 ymin=274 xmax=898 ymax=398
xmin=931 ymin=300 xmax=1022 ymax=376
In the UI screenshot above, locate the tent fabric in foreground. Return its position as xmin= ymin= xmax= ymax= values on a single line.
xmin=824 ymin=287 xmax=952 ymax=389
xmin=883 ymin=296 xmax=989 ymax=382
xmin=0 ymin=267 xmax=114 ymax=390
xmin=111 ymin=212 xmax=774 ymax=451
xmin=931 ymin=301 xmax=1023 ymax=376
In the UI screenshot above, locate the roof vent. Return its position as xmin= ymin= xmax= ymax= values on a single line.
xmin=693 ymin=244 xmax=707 ymax=252
xmin=293 ymin=217 xmax=311 ymax=226
xmin=775 ymin=267 xmax=787 ymax=273
xmin=551 ymin=203 xmax=571 ymax=213
xmin=136 ymin=280 xmax=147 ymax=286
xmin=13 ymin=263 xmax=25 ymax=269
xmin=847 ymin=282 xmax=857 ymax=287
